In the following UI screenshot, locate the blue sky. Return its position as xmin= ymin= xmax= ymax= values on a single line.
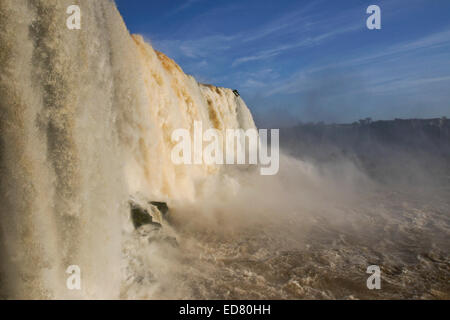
xmin=115 ymin=0 xmax=450 ymax=126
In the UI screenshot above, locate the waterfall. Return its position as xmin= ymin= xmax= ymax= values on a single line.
xmin=0 ymin=0 xmax=255 ymax=299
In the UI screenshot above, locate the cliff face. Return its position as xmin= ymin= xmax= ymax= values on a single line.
xmin=0 ymin=0 xmax=255 ymax=298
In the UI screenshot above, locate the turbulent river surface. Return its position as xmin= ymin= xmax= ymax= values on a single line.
xmin=122 ymin=163 xmax=450 ymax=300
xmin=0 ymin=0 xmax=448 ymax=299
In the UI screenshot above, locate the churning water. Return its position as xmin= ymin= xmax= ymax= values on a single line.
xmin=0 ymin=0 xmax=448 ymax=299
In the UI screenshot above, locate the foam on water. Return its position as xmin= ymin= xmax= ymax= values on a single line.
xmin=0 ymin=0 xmax=448 ymax=300
xmin=0 ymin=0 xmax=255 ymax=299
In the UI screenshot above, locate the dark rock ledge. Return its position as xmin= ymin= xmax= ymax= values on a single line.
xmin=129 ymin=200 xmax=177 ymax=247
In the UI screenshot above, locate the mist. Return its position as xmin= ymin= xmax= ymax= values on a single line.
xmin=248 ymin=67 xmax=450 ymax=128
xmin=0 ymin=0 xmax=448 ymax=300
xmin=124 ymin=142 xmax=449 ymax=299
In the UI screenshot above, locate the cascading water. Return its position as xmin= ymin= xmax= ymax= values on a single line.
xmin=1 ymin=0 xmax=449 ymax=300
xmin=0 ymin=0 xmax=255 ymax=299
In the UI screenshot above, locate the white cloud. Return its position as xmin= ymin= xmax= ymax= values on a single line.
xmin=169 ymin=0 xmax=204 ymax=15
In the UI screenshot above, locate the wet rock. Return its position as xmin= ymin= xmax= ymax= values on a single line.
xmin=136 ymin=224 xmax=178 ymax=248
xmin=149 ymin=201 xmax=169 ymax=217
xmin=129 ymin=201 xmax=161 ymax=229
xmin=129 ymin=200 xmax=178 ymax=247
xmin=136 ymin=223 xmax=162 ymax=237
